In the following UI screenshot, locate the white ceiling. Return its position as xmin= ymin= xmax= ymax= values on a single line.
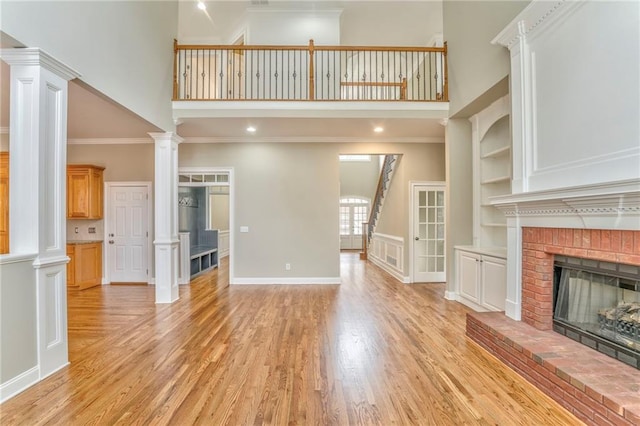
xmin=177 ymin=116 xmax=444 ymax=141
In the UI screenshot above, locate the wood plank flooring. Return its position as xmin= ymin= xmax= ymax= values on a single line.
xmin=0 ymin=253 xmax=583 ymax=425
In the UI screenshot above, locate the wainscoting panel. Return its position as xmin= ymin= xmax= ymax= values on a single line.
xmin=369 ymin=233 xmax=406 ymax=283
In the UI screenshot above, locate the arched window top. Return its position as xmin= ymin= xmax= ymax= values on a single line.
xmin=340 ymin=196 xmax=369 ymax=204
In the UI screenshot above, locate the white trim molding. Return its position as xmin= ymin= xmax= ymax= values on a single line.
xmin=369 ymin=233 xmax=405 ymax=283
xmin=179 ymin=166 xmax=235 ymax=285
xmin=67 ymin=138 xmax=152 ymax=145
xmin=491 ymin=179 xmax=640 ymax=321
xmin=0 ymin=366 xmax=40 ymax=403
xmin=182 ymin=136 xmax=444 ymax=144
xmin=232 ymin=277 xmax=341 ymax=285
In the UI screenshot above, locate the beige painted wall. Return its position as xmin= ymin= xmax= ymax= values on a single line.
xmin=180 ymin=142 xmax=445 ymax=280
xmin=0 ymin=259 xmax=37 ymax=383
xmin=445 ymin=119 xmax=473 ymax=292
xmin=0 ymin=134 xmax=8 ymax=152
xmin=339 ymin=156 xmax=381 ymax=201
xmin=2 ymin=1 xmax=177 ymax=131
xmin=375 ymin=144 xmax=447 ymax=274
xmin=68 ymin=143 xmax=154 ymax=182
xmin=444 ymin=0 xmax=529 ymax=117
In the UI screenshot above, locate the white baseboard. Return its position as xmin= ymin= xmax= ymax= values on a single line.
xmin=148 ymin=278 xmax=155 ymax=285
xmin=369 ymin=255 xmax=405 ymax=283
xmin=0 ymin=366 xmax=39 ymax=403
xmin=402 ymin=276 xmax=411 ymax=284
xmin=444 ymin=290 xmax=458 ymax=301
xmin=232 ymin=277 xmax=341 ymax=285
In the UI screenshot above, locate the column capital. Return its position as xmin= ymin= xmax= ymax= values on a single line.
xmin=148 ymin=132 xmax=184 ymax=145
xmin=0 ymin=48 xmax=80 ymax=81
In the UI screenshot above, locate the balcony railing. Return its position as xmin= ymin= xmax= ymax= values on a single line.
xmin=173 ymin=40 xmax=448 ymax=102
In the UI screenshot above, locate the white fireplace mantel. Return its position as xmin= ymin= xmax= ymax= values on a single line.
xmin=491 ymin=179 xmax=640 ymax=321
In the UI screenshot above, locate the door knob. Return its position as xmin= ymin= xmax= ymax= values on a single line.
xmin=109 ymin=240 xmax=114 ymax=244
xmin=415 ymin=237 xmax=419 ymax=241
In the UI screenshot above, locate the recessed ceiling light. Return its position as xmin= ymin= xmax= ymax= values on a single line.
xmin=246 ymin=126 xmax=256 ymax=133
xmin=197 ymin=1 xmax=207 ymax=11
xmin=374 ymin=126 xmax=384 ymax=133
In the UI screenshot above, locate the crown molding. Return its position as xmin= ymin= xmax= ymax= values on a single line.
xmin=182 ymin=136 xmax=444 ymax=144
xmin=492 ymin=0 xmax=585 ymax=50
xmin=67 ymin=138 xmax=152 ymax=145
xmin=0 ymin=48 xmax=80 ymax=81
xmin=66 ymin=136 xmax=444 ymax=145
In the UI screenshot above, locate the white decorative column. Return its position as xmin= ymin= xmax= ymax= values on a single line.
xmin=1 ymin=48 xmax=80 ymax=377
xmin=150 ymin=132 xmax=182 ymax=303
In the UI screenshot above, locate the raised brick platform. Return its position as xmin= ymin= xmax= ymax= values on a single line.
xmin=467 ymin=312 xmax=640 ymax=426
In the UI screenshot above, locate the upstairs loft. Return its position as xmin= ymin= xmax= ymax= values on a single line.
xmin=172 ymin=40 xmax=450 ymax=121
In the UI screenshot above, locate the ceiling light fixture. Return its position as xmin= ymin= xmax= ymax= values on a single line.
xmin=197 ymin=1 xmax=207 ymax=11
xmin=374 ymin=126 xmax=384 ymax=133
xmin=246 ymin=126 xmax=256 ymax=133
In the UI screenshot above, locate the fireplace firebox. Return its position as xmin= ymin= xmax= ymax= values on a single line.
xmin=553 ymin=255 xmax=640 ymax=369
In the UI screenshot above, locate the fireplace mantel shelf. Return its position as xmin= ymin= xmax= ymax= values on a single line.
xmin=490 ymin=179 xmax=640 ymax=216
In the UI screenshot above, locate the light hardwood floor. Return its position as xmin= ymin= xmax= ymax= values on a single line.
xmin=0 ymin=253 xmax=582 ymax=425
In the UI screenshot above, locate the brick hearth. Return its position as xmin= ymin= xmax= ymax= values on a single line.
xmin=467 ymin=227 xmax=640 ymax=425
xmin=467 ymin=312 xmax=640 ymax=425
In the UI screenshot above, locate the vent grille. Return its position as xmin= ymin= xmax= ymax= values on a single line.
xmin=251 ymin=0 xmax=269 ymax=5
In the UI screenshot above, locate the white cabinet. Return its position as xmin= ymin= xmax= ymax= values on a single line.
xmin=455 ymin=247 xmax=506 ymax=312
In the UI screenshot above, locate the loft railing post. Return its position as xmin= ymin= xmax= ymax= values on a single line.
xmin=443 ymin=41 xmax=449 ymax=102
xmin=308 ymin=39 xmax=315 ymax=100
xmin=400 ymin=78 xmax=407 ymax=100
xmin=173 ymin=39 xmax=178 ymax=100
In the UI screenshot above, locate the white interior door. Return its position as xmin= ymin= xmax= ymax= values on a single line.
xmin=413 ymin=185 xmax=446 ymax=282
xmin=107 ymin=185 xmax=149 ymax=283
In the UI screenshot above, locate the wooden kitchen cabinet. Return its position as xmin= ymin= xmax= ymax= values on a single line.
xmin=67 ymin=165 xmax=105 ymax=219
xmin=67 ymin=244 xmax=76 ymax=286
xmin=0 ymin=152 xmax=8 ymax=254
xmin=67 ymin=242 xmax=102 ymax=290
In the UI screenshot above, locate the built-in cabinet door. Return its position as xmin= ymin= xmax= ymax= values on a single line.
xmin=458 ymin=251 xmax=480 ymax=302
xmin=481 ymin=256 xmax=507 ymax=311
xmin=75 ymin=243 xmax=102 ymax=290
xmin=67 ymin=165 xmax=104 ymax=219
xmin=90 ymin=168 xmax=103 ymax=219
xmin=67 ymin=170 xmax=91 ymax=218
xmin=67 ymin=244 xmax=76 ymax=286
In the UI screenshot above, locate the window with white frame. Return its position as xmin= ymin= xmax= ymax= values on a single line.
xmin=339 ymin=197 xmax=369 ymax=236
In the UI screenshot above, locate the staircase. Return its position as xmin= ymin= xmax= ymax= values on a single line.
xmin=361 ymin=154 xmax=400 ymax=260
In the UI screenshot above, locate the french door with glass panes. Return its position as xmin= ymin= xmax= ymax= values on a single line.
xmin=340 ymin=197 xmax=369 ymax=250
xmin=413 ymin=185 xmax=446 ymax=282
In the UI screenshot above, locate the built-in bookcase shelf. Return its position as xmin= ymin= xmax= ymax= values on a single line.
xmin=481 ymin=145 xmax=510 ymax=159
xmin=481 ymin=175 xmax=511 ymax=185
xmin=471 ymin=95 xmax=511 ymax=250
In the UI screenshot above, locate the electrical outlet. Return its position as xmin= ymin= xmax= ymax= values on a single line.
xmin=74 ymin=227 xmax=79 ymax=234
xmin=88 ymin=227 xmax=96 ymax=234
xmin=285 ymin=263 xmax=291 ymax=271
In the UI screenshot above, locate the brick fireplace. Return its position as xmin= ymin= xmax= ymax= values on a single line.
xmin=467 ymin=225 xmax=640 ymax=425
xmin=521 ymin=228 xmax=640 ymax=331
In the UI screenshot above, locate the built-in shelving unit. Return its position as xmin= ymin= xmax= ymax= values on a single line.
xmin=473 ymin=95 xmax=511 ymax=249
xmin=454 ymin=94 xmax=511 ymax=313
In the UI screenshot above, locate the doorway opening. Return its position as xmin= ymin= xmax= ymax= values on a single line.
xmin=178 ymin=168 xmax=233 ymax=286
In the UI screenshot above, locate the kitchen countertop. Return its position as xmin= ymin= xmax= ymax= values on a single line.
xmin=67 ymin=240 xmax=103 ymax=245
